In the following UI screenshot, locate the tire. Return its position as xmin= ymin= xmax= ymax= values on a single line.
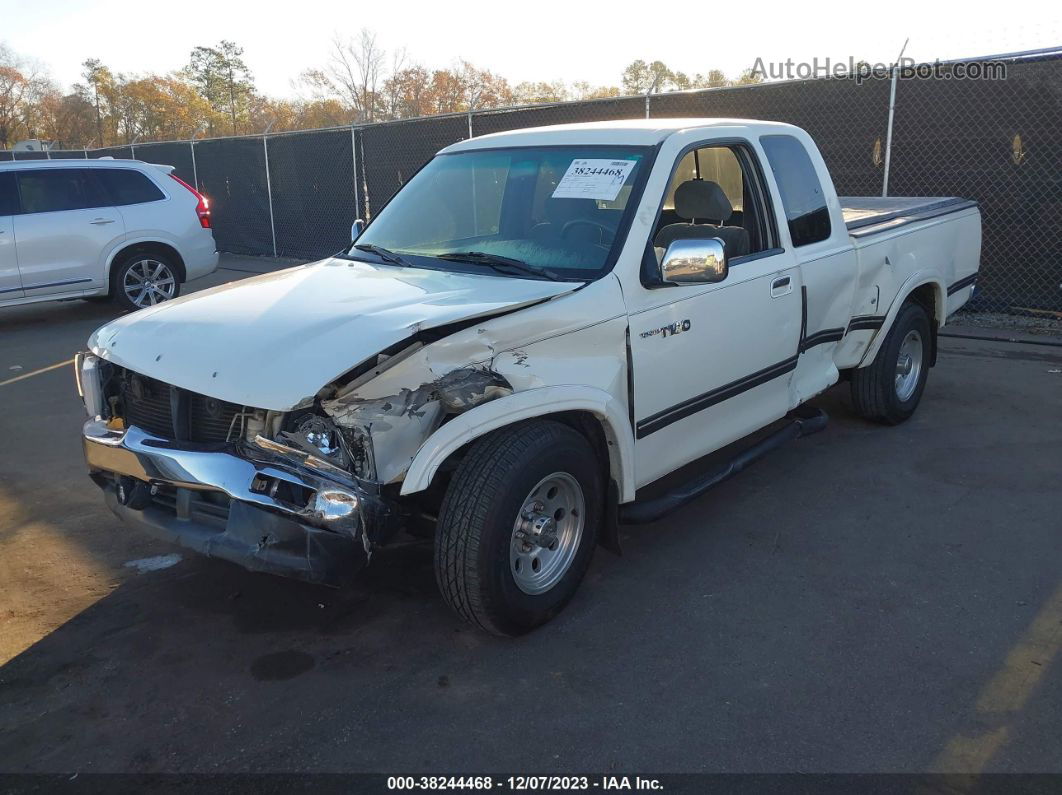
xmin=850 ymin=301 xmax=932 ymax=424
xmin=111 ymin=252 xmax=181 ymax=311
xmin=434 ymin=420 xmax=602 ymax=636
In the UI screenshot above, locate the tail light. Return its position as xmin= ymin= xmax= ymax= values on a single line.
xmin=168 ymin=173 xmax=211 ymax=229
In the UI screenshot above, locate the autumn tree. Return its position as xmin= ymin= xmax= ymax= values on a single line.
xmin=513 ymin=80 xmax=569 ymax=105
xmin=0 ymin=44 xmax=52 ymax=148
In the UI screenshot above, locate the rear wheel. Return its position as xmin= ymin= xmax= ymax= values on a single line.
xmin=112 ymin=253 xmax=181 ymax=311
xmin=850 ymin=301 xmax=932 ymax=424
xmin=434 ymin=420 xmax=602 ymax=636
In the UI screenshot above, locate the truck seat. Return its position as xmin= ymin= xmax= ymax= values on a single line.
xmin=654 ymin=180 xmax=750 ymax=257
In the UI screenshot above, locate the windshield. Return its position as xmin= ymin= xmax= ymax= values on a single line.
xmin=351 ymin=145 xmax=653 ymax=280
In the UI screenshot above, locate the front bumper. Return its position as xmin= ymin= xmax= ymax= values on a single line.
xmin=83 ymin=419 xmax=397 ymax=585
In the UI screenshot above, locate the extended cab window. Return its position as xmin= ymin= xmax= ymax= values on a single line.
xmin=652 ymin=144 xmax=775 ymax=259
xmin=98 ymin=168 xmax=165 ymax=206
xmin=760 ymin=135 xmax=831 ymax=247
xmin=0 ymin=172 xmax=17 ymax=216
xmin=17 ymin=168 xmax=109 ymax=214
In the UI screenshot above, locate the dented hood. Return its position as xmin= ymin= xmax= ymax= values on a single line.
xmin=88 ymin=258 xmax=578 ymax=410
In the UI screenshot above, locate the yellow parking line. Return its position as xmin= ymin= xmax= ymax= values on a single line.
xmin=976 ymin=583 xmax=1062 ymax=714
xmin=932 ymin=580 xmax=1062 ymax=773
xmin=0 ymin=358 xmax=74 ymax=387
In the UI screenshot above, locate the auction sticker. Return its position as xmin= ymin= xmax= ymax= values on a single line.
xmin=551 ymin=159 xmax=636 ymax=201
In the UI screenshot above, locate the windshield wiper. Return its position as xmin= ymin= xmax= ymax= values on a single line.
xmin=350 ymin=243 xmax=413 ymax=267
xmin=434 ymin=251 xmax=562 ymax=281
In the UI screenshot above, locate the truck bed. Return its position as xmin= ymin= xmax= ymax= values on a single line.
xmin=841 ymin=197 xmax=978 ymax=237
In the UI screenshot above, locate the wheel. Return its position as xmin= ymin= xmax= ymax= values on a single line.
xmin=434 ymin=420 xmax=602 ymax=636
xmin=111 ymin=253 xmax=181 ymax=311
xmin=850 ymin=301 xmax=932 ymax=424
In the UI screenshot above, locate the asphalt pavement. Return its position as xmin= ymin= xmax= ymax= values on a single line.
xmin=1 ymin=255 xmax=1060 ymax=774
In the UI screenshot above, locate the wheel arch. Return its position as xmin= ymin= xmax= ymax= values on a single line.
xmin=106 ymin=239 xmax=187 ymax=292
xmin=859 ymin=273 xmax=945 ymax=367
xmin=400 ymin=386 xmax=637 ymax=502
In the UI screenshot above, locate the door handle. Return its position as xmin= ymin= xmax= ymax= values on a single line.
xmin=90 ymin=218 xmax=115 ymax=225
xmin=771 ymin=275 xmax=793 ymax=297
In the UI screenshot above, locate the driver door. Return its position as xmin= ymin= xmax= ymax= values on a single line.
xmin=627 ymin=141 xmax=803 ymax=487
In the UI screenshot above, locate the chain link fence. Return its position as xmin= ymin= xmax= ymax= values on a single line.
xmin=3 ymin=49 xmax=1059 ymax=313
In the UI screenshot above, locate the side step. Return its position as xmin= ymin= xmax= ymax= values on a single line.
xmin=618 ymin=407 xmax=828 ymax=525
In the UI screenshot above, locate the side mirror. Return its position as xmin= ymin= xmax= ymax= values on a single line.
xmin=351 ymin=218 xmax=365 ymax=242
xmin=660 ymin=237 xmax=729 ymax=285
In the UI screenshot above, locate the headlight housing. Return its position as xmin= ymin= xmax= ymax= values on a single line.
xmin=279 ymin=413 xmax=377 ymax=482
xmin=74 ymin=352 xmax=105 ymax=418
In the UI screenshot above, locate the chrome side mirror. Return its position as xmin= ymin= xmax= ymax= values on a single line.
xmin=351 ymin=218 xmax=365 ymax=242
xmin=660 ymin=237 xmax=729 ymax=285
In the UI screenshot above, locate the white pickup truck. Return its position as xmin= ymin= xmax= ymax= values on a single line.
xmin=78 ymin=119 xmax=981 ymax=635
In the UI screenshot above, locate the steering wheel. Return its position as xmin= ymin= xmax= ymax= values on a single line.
xmin=560 ymin=219 xmax=616 ymax=246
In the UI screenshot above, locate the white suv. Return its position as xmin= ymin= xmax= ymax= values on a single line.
xmin=0 ymin=159 xmax=218 ymax=310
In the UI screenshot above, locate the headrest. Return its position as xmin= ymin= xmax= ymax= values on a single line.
xmin=674 ymin=180 xmax=733 ymax=222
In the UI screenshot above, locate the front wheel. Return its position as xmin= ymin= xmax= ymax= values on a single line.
xmin=434 ymin=420 xmax=602 ymax=636
xmin=849 ymin=301 xmax=932 ymax=424
xmin=112 ymin=253 xmax=181 ymax=311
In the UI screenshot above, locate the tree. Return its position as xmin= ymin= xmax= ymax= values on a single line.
xmin=733 ymin=68 xmax=764 ymax=86
xmin=80 ymin=58 xmax=114 ymax=146
xmin=380 ymin=65 xmax=433 ymax=119
xmin=571 ymin=81 xmax=621 ymax=100
xmin=317 ymin=29 xmax=386 ymax=122
xmin=456 ymin=60 xmax=512 ymax=111
xmin=30 ymin=89 xmax=96 ymax=148
xmin=621 ymin=60 xmax=742 ymax=93
xmin=621 ymin=60 xmax=675 ymax=94
xmin=0 ymin=44 xmax=52 ymax=148
xmin=513 ymin=80 xmax=569 ymax=105
xmin=186 ymin=40 xmax=255 ymax=135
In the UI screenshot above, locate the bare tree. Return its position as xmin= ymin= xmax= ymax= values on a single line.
xmin=325 ymin=29 xmax=386 ymax=122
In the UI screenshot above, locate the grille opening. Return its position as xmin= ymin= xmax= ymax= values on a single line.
xmin=112 ymin=367 xmax=247 ymax=444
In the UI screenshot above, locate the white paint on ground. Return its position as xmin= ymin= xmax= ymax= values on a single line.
xmin=124 ymin=553 xmax=182 ymax=573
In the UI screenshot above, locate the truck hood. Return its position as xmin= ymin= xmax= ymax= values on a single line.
xmin=89 ymin=258 xmax=579 ymax=410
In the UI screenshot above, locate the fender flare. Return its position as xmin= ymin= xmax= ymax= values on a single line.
xmin=859 ymin=272 xmax=945 ymax=366
xmin=400 ymin=385 xmax=637 ymax=502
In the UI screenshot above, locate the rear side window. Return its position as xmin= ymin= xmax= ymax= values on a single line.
xmin=98 ymin=168 xmax=165 ymax=206
xmin=17 ymin=169 xmax=109 ymax=214
xmin=760 ymin=135 xmax=831 ymax=247
xmin=0 ymin=172 xmax=17 ymax=215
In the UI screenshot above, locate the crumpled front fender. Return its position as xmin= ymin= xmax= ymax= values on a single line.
xmin=400 ymin=385 xmax=637 ymax=502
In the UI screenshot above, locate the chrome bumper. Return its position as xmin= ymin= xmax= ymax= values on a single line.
xmin=82 ymin=419 xmax=394 ymax=584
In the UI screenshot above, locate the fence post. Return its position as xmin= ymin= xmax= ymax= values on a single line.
xmin=359 ymin=132 xmax=370 ymax=220
xmin=262 ymin=132 xmax=278 ymax=258
xmin=644 ymin=75 xmax=659 ymax=119
xmin=468 ymin=111 xmax=473 ymax=139
xmin=881 ymin=38 xmax=909 ymax=197
xmin=189 ymin=137 xmax=199 ymax=190
xmin=351 ymin=125 xmax=360 ymax=222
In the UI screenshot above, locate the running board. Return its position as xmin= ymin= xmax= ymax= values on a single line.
xmin=618 ymin=407 xmax=828 ymax=525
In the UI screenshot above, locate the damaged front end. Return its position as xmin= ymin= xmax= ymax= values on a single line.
xmin=316 ymin=364 xmax=512 ymax=485
xmin=82 ymin=417 xmax=395 ymax=585
xmin=78 ymin=351 xmax=514 ymax=586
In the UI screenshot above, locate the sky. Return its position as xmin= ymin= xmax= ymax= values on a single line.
xmin=2 ymin=0 xmax=1059 ymax=95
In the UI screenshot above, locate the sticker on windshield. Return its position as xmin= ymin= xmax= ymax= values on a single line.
xmin=551 ymin=159 xmax=636 ymax=201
